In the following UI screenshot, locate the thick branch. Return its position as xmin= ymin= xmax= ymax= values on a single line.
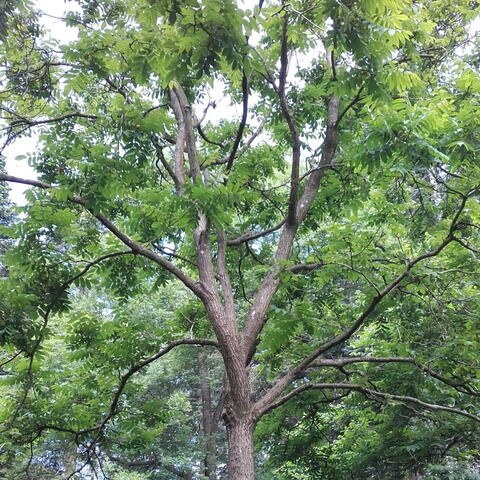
xmin=257 ymin=383 xmax=480 ymax=423
xmin=217 ymin=230 xmax=236 ymax=320
xmin=241 ymin=95 xmax=340 ymax=365
xmin=0 ymin=174 xmax=51 ymax=189
xmin=172 ymin=85 xmax=202 ymax=182
xmin=172 ymin=87 xmax=253 ymax=412
xmin=169 ymin=87 xmax=187 ymax=188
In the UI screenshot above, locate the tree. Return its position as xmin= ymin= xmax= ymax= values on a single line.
xmin=1 ymin=0 xmax=480 ymax=478
xmin=0 ymin=157 xmax=14 ymax=277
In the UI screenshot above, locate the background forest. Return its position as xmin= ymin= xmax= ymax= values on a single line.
xmin=0 ymin=0 xmax=480 ymax=478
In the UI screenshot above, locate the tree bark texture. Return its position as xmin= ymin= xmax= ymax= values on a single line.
xmin=226 ymin=419 xmax=255 ymax=480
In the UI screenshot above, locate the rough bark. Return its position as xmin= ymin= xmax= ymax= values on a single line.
xmin=225 ymin=418 xmax=255 ymax=480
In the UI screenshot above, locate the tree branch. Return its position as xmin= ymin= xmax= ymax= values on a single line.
xmin=0 ymin=350 xmax=23 ymax=368
xmin=0 ymin=174 xmax=203 ymax=297
xmin=150 ymin=134 xmax=183 ymax=192
xmin=226 ymin=71 xmax=249 ymax=172
xmin=214 ymin=111 xmax=270 ymax=166
xmin=4 ymin=112 xmax=97 ymax=130
xmin=217 ymin=230 xmax=236 ymax=320
xmin=43 ymin=339 xmax=219 ymax=436
xmin=169 ymin=87 xmax=187 ymax=189
xmin=227 ymin=219 xmax=285 ymax=246
xmin=286 ymin=262 xmax=323 ymax=273
xmin=257 ymin=383 xmax=480 ymax=423
xmin=309 ymin=357 xmax=480 ymax=396
xmin=241 ymin=95 xmax=340 ymax=365
xmin=335 ymin=85 xmax=365 ymax=127
xmin=43 ymin=250 xmax=134 ymax=320
xmin=171 ymin=85 xmax=202 ymax=182
xmin=197 ymin=124 xmax=227 ymax=148
xmin=255 ymin=215 xmax=467 ymax=413
xmin=278 ymin=15 xmax=301 ymax=227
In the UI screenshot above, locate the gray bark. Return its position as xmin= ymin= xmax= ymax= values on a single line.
xmin=226 ymin=418 xmax=255 ymax=480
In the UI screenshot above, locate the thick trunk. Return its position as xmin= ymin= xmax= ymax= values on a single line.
xmin=226 ymin=419 xmax=255 ymax=480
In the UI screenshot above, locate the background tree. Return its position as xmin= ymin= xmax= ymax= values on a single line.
xmin=0 ymin=157 xmax=14 ymax=277
xmin=1 ymin=0 xmax=480 ymax=478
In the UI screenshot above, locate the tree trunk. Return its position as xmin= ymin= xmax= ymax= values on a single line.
xmin=198 ymin=349 xmax=217 ymax=479
xmin=226 ymin=419 xmax=255 ymax=480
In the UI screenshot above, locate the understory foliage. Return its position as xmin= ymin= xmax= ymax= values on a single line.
xmin=0 ymin=0 xmax=480 ymax=478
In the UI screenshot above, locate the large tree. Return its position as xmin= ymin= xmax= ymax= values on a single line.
xmin=1 ymin=0 xmax=480 ymax=478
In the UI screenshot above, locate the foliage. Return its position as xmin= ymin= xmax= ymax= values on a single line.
xmin=0 ymin=157 xmax=14 ymax=276
xmin=0 ymin=0 xmax=480 ymax=478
